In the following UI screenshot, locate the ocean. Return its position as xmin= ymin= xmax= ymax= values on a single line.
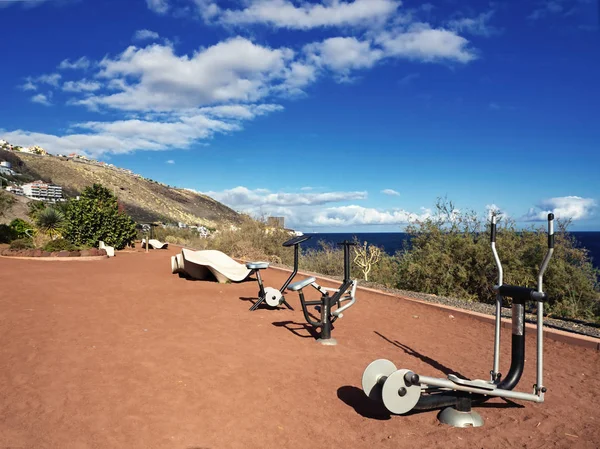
xmin=301 ymin=232 xmax=600 ymax=270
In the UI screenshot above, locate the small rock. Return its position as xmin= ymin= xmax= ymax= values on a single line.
xmin=449 ymin=314 xmax=455 ymax=319
xmin=412 ymin=315 xmax=419 ymax=319
xmin=97 ymin=249 xmax=107 ymax=256
xmin=69 ymin=251 xmax=81 ymax=257
xmin=57 ymin=251 xmax=70 ymax=257
xmin=33 ymin=249 xmax=43 ymax=257
xmin=42 ymin=251 xmax=51 ymax=257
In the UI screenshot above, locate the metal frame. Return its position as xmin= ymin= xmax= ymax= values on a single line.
xmin=362 ymin=213 xmax=556 ymax=426
xmin=288 ymin=240 xmax=358 ymax=343
xmin=249 ymin=235 xmax=311 ymax=311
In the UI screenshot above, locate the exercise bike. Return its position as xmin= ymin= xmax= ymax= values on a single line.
xmin=246 ymin=235 xmax=312 ymax=311
xmin=287 ymin=240 xmax=358 ymax=345
xmin=361 ymin=213 xmax=555 ymax=427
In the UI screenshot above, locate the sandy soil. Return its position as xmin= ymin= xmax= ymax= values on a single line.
xmin=1 ymin=248 xmax=598 ymax=449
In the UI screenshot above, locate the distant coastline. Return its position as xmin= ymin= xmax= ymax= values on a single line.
xmin=302 ymin=231 xmax=600 ymax=270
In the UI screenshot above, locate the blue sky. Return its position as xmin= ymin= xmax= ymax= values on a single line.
xmin=1 ymin=0 xmax=599 ymax=231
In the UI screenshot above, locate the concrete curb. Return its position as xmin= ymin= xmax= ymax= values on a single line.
xmin=0 ymin=255 xmax=109 ymax=262
xmin=263 ymin=263 xmax=600 ymax=352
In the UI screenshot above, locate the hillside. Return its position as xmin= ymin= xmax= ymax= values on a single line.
xmin=0 ymin=149 xmax=242 ymax=227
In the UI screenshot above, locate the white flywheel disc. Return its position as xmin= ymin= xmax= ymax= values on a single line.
xmin=264 ymin=287 xmax=283 ymax=307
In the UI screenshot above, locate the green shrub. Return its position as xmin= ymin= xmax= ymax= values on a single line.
xmin=27 ymin=200 xmax=47 ymax=220
xmin=395 ymin=198 xmax=600 ymax=322
xmin=0 ymin=224 xmax=15 ymax=243
xmin=10 ymin=238 xmax=34 ymax=249
xmin=36 ymin=207 xmax=65 ymax=239
xmin=202 ymin=216 xmax=293 ymax=263
xmin=9 ymin=218 xmax=34 ymax=240
xmin=43 ymin=238 xmax=79 ymax=252
xmin=63 ymin=183 xmax=137 ymax=250
xmin=301 ymin=241 xmax=346 ymax=276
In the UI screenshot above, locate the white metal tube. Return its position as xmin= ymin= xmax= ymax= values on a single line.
xmin=418 ymin=375 xmax=544 ymax=403
xmin=492 ymin=294 xmax=502 ymax=380
xmin=490 ymin=215 xmax=503 ymax=381
xmin=535 ymin=216 xmax=554 ymax=397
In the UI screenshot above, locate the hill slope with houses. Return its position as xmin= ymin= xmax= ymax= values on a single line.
xmin=0 ymin=143 xmax=242 ymax=228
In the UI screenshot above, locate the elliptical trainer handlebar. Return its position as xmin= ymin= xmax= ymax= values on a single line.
xmin=491 ymin=212 xmax=555 ymax=296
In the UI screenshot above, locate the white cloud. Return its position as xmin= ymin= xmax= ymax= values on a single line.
xmin=311 ymin=205 xmax=431 ymax=226
xmin=0 ymin=104 xmax=281 ymax=157
xmin=522 ymin=196 xmax=597 ymax=221
xmin=197 ymin=103 xmax=284 ymax=119
xmin=36 ymin=73 xmax=62 ymax=87
xmin=528 ymin=1 xmax=564 ymax=20
xmin=300 ymin=186 xmax=314 ymax=191
xmin=204 ymin=186 xmax=368 ymax=207
xmin=134 ymin=29 xmax=160 ymax=41
xmin=305 ymin=37 xmax=383 ymax=75
xmin=58 ymin=57 xmax=91 ymax=70
xmin=146 ymin=0 xmax=169 ymax=14
xmin=62 ymin=79 xmax=102 ymax=93
xmin=206 ymin=0 xmax=400 ymax=29
xmin=20 ymin=79 xmax=37 ymax=91
xmin=447 ymin=11 xmax=498 ymax=37
xmin=11 ymin=3 xmax=485 ymax=159
xmin=77 ymin=38 xmax=294 ymax=112
xmin=376 ymin=24 xmax=476 ymax=63
xmin=398 ymin=72 xmax=419 ymax=85
xmin=199 ymin=186 xmax=437 ymax=228
xmin=31 ymin=93 xmax=52 ymax=106
xmin=485 ymin=203 xmax=509 ymax=220
xmin=166 ymin=159 xmax=175 ymax=164
xmin=381 ymin=189 xmax=400 ymax=196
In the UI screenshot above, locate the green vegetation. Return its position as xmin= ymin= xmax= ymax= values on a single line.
xmin=395 ymin=199 xmax=599 ymax=322
xmin=0 ymin=224 xmax=13 ymax=243
xmin=1 ymin=183 xmax=137 ymax=253
xmin=10 ymin=238 xmax=35 ymax=250
xmin=165 ymin=215 xmax=294 ymax=263
xmin=9 ymin=218 xmax=34 ymax=240
xmin=35 ymin=207 xmax=65 ymax=240
xmin=43 ymin=238 xmax=80 ymax=252
xmin=167 ymin=198 xmax=598 ymax=323
xmin=63 ymin=184 xmax=137 ymax=250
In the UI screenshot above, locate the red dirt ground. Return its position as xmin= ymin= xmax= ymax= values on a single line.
xmin=1 ymin=248 xmax=598 ymax=449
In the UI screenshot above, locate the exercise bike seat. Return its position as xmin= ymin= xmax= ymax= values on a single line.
xmin=246 ymin=262 xmax=270 ymax=270
xmin=288 ymin=277 xmax=316 ymax=291
xmin=447 ymin=374 xmax=497 ymax=390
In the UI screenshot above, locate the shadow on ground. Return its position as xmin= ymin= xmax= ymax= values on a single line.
xmin=272 ymin=320 xmax=322 ymax=340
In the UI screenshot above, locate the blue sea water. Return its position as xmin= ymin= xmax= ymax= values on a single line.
xmin=301 ymin=232 xmax=600 ymax=270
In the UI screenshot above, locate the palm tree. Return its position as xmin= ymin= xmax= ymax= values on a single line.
xmin=36 ymin=207 xmax=65 ymax=240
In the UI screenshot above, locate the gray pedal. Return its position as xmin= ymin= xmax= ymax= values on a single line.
xmin=447 ymin=374 xmax=497 ymax=390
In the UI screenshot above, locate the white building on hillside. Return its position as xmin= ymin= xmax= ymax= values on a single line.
xmin=5 ymin=186 xmax=24 ymax=195
xmin=22 ymin=180 xmax=63 ymax=201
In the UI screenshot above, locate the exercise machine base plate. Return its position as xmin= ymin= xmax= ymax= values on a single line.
xmin=438 ymin=407 xmax=484 ymax=428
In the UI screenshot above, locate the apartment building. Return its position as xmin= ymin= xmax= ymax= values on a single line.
xmin=21 ymin=180 xmax=63 ymax=201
